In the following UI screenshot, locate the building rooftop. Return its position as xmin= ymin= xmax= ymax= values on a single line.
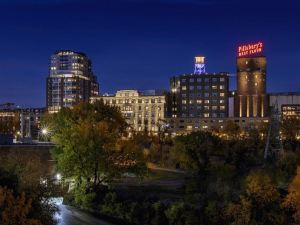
xmin=53 ymin=50 xmax=87 ymax=57
xmin=269 ymin=92 xmax=300 ymax=96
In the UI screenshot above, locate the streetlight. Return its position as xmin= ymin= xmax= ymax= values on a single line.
xmin=38 ymin=127 xmax=51 ymax=142
xmin=56 ymin=173 xmax=62 ymax=181
xmin=41 ymin=128 xmax=48 ymax=135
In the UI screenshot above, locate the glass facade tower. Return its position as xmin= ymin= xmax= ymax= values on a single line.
xmin=46 ymin=50 xmax=99 ymax=113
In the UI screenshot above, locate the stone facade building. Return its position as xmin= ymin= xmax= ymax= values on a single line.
xmin=90 ymin=90 xmax=166 ymax=133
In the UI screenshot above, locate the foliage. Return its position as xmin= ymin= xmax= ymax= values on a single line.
xmin=223 ymin=121 xmax=241 ymax=140
xmin=100 ymin=192 xmax=154 ymax=224
xmin=0 ymin=186 xmax=43 ymax=225
xmin=100 ymin=191 xmax=201 ymax=225
xmin=171 ymin=131 xmax=223 ymax=174
xmin=46 ymin=101 xmax=146 ymax=195
xmin=0 ymin=151 xmax=58 ymax=225
xmin=281 ymin=117 xmax=300 ymax=141
xmin=282 ymin=166 xmax=300 ymax=224
xmin=226 ymin=172 xmax=284 ymax=225
xmin=151 ymin=202 xmax=169 ymax=225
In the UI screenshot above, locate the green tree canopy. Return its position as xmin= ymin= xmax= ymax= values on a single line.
xmin=46 ymin=101 xmax=145 ymax=192
xmin=171 ymin=131 xmax=223 ymax=174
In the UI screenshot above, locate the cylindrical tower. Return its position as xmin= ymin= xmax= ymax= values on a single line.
xmin=235 ymin=56 xmax=268 ymax=118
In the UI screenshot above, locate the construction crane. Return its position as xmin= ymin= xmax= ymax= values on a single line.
xmin=264 ymin=101 xmax=284 ymax=160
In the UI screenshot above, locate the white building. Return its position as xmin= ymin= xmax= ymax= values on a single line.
xmin=90 ymin=90 xmax=166 ymax=133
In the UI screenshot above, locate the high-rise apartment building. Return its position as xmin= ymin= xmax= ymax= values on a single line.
xmin=46 ymin=50 xmax=99 ymax=113
xmin=168 ymin=57 xmax=229 ymax=119
xmin=235 ymin=42 xmax=268 ymax=118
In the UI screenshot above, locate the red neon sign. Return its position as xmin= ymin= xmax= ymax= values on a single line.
xmin=238 ymin=42 xmax=263 ymax=57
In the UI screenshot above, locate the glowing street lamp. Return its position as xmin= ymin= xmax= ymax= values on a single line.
xmin=56 ymin=173 xmax=62 ymax=181
xmin=41 ymin=128 xmax=48 ymax=135
xmin=38 ymin=127 xmax=51 ymax=142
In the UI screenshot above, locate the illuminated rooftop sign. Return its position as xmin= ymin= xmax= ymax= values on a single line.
xmin=194 ymin=56 xmax=205 ymax=74
xmin=238 ymin=42 xmax=263 ymax=57
xmin=195 ymin=56 xmax=205 ymax=64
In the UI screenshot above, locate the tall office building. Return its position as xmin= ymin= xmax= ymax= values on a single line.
xmin=168 ymin=56 xmax=229 ymax=119
xmin=46 ymin=50 xmax=99 ymax=113
xmin=235 ymin=42 xmax=268 ymax=118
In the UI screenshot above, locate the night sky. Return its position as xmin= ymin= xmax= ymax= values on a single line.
xmin=0 ymin=0 xmax=299 ymax=107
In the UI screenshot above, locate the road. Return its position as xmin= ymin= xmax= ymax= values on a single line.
xmin=55 ymin=203 xmax=114 ymax=225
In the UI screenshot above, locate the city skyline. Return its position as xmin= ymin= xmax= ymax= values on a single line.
xmin=0 ymin=0 xmax=299 ymax=107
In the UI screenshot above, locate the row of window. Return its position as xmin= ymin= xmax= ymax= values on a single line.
xmin=181 ymin=105 xmax=226 ymax=110
xmin=122 ymin=106 xmax=162 ymax=111
xmin=181 ymin=113 xmax=226 ymax=118
xmin=104 ymin=99 xmax=163 ymax=104
xmin=182 ymin=99 xmax=225 ymax=104
xmin=182 ymin=92 xmax=225 ymax=98
xmin=181 ymin=85 xmax=225 ymax=91
xmin=181 ymin=77 xmax=226 ymax=83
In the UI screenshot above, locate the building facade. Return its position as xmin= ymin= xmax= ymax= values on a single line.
xmin=46 ymin=50 xmax=99 ymax=113
xmin=166 ymin=117 xmax=268 ymax=134
xmin=19 ymin=108 xmax=45 ymax=139
xmin=90 ymin=90 xmax=166 ymax=133
xmin=269 ymin=92 xmax=300 ymax=118
xmin=281 ymin=105 xmax=300 ymax=118
xmin=235 ymin=56 xmax=268 ymax=118
xmin=0 ymin=104 xmax=45 ymax=142
xmin=168 ymin=57 xmax=229 ymax=119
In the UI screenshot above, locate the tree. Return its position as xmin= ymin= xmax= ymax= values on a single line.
xmin=171 ymin=131 xmax=223 ymax=174
xmin=0 ymin=186 xmax=43 ymax=225
xmin=165 ymin=202 xmax=200 ymax=225
xmin=47 ymin=101 xmax=145 ymax=194
xmin=226 ymin=172 xmax=284 ymax=225
xmin=282 ymin=166 xmax=300 ymax=224
xmin=222 ymin=121 xmax=241 ymax=140
xmin=0 ymin=151 xmax=58 ymax=225
xmin=225 ymin=139 xmax=264 ymax=174
xmin=152 ymin=202 xmax=169 ymax=225
xmin=281 ymin=117 xmax=300 ymax=150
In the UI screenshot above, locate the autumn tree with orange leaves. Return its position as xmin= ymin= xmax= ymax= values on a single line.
xmin=0 ymin=186 xmax=43 ymax=225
